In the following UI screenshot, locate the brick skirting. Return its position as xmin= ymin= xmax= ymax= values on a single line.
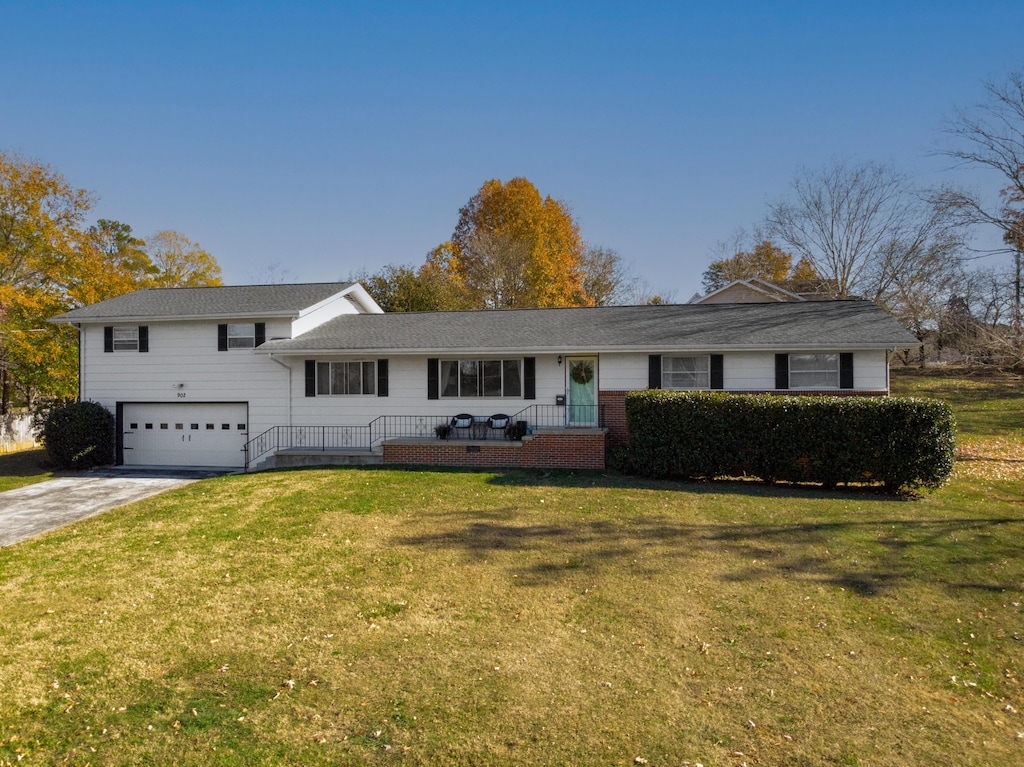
xmin=382 ymin=429 xmax=607 ymax=470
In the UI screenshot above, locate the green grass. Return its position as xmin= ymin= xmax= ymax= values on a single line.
xmin=1 ymin=464 xmax=1022 ymax=766
xmin=891 ymin=367 xmax=1024 ymax=437
xmin=0 ymin=448 xmax=54 ymax=492
xmin=1 ymin=372 xmax=1022 ymax=765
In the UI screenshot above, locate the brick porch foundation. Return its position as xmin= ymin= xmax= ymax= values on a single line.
xmin=382 ymin=428 xmax=607 ymax=470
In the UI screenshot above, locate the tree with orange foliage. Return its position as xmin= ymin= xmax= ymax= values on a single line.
xmin=0 ymin=150 xmax=222 ymax=409
xmin=437 ymin=177 xmax=589 ymax=308
xmin=701 ymin=239 xmax=823 ymax=295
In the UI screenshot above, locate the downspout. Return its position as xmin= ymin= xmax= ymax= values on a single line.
xmin=886 ymin=349 xmax=892 ymax=395
xmin=76 ymin=323 xmax=84 ymax=401
xmin=267 ymin=354 xmax=293 ymax=427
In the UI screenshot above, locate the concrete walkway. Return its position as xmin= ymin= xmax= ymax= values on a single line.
xmin=0 ymin=467 xmax=232 ymax=547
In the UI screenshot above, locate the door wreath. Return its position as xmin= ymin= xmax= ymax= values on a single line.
xmin=569 ymin=361 xmax=594 ymax=385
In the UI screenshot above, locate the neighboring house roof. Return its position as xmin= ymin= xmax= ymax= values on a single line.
xmin=50 ymin=283 xmax=362 ymax=323
xmin=257 ymin=299 xmax=920 ymax=355
xmin=692 ymin=279 xmax=805 ymax=304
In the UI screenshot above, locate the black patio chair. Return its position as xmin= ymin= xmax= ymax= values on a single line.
xmin=449 ymin=413 xmax=474 ymax=440
xmin=487 ymin=413 xmax=510 ymax=440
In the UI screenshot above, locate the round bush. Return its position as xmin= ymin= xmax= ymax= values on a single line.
xmin=42 ymin=400 xmax=115 ymax=470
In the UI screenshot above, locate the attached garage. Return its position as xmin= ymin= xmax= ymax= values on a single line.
xmin=119 ymin=403 xmax=249 ymax=468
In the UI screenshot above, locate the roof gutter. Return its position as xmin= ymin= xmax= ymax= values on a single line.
xmin=253 ymin=342 xmax=919 ymax=356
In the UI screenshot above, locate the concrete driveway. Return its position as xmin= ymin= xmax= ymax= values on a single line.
xmin=0 ymin=467 xmax=233 ymax=547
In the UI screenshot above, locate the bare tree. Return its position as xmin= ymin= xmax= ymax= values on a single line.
xmin=767 ymin=160 xmax=960 ymax=302
xmin=940 ymin=266 xmax=1023 ymax=367
xmin=250 ymin=261 xmax=294 ymax=285
xmin=579 ymin=246 xmax=631 ymax=306
xmin=935 ymin=68 xmax=1024 ymax=345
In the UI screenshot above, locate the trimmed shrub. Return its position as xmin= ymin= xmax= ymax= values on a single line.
xmin=41 ymin=400 xmax=115 ymax=470
xmin=623 ymin=391 xmax=955 ymax=494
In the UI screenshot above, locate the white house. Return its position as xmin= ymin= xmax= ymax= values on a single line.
xmin=51 ymin=282 xmax=919 ymax=471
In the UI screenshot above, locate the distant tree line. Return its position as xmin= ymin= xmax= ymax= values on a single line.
xmin=0 ymin=150 xmax=222 ymax=411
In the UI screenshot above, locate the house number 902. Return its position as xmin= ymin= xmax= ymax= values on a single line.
xmin=177 ymin=392 xmax=187 ymax=398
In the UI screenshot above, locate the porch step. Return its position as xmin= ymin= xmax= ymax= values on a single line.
xmin=253 ymin=448 xmax=383 ymax=471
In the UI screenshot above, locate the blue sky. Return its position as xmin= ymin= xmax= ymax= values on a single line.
xmin=4 ymin=1 xmax=1022 ymax=299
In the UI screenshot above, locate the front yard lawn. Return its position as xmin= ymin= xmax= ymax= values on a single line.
xmin=1 ymin=464 xmax=1021 ymax=766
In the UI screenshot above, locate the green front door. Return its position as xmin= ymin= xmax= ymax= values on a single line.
xmin=565 ymin=357 xmax=598 ymax=426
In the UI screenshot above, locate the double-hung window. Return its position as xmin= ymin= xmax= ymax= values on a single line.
xmin=218 ymin=322 xmax=265 ymax=351
xmin=227 ymin=323 xmax=256 ymax=349
xmin=316 ymin=361 xmax=376 ymax=395
xmin=112 ymin=327 xmax=139 ymax=351
xmin=662 ymin=355 xmax=710 ymax=389
xmin=440 ymin=359 xmax=522 ymax=398
xmin=789 ymin=353 xmax=839 ymax=389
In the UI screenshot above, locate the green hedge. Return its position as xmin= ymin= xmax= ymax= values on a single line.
xmin=623 ymin=391 xmax=956 ymax=493
xmin=41 ymin=400 xmax=115 ymax=470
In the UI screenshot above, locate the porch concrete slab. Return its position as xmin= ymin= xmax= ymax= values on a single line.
xmin=0 ymin=467 xmax=230 ymax=547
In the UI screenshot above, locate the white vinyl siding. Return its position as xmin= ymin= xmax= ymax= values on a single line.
xmin=80 ymin=319 xmax=292 ymax=440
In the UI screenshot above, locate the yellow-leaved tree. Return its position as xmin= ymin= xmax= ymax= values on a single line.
xmin=431 ymin=177 xmax=589 ymax=308
xmin=701 ymin=240 xmax=820 ymax=294
xmin=0 ymin=150 xmax=222 ymax=410
xmin=0 ymin=151 xmax=94 ymax=409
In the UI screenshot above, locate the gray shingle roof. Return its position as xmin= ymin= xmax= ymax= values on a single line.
xmin=257 ymin=300 xmax=919 ymax=354
xmin=50 ymin=283 xmax=355 ymax=322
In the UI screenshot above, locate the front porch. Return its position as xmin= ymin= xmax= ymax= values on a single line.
xmin=244 ymin=405 xmax=608 ymax=472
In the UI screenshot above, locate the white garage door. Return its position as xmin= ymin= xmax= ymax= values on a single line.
xmin=122 ymin=403 xmax=249 ymax=468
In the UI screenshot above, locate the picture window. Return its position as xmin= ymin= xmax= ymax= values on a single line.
xmin=662 ymin=355 xmax=710 ymax=389
xmin=440 ymin=359 xmax=522 ymax=398
xmin=790 ymin=353 xmax=840 ymax=389
xmin=316 ymin=360 xmax=376 ymax=395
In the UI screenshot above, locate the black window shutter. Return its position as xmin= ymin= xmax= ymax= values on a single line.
xmin=377 ymin=359 xmax=389 ymax=397
xmin=218 ymin=324 xmax=228 ymax=352
xmin=648 ymin=355 xmax=662 ymax=389
xmin=255 ymin=323 xmax=266 ymax=347
xmin=427 ymin=358 xmax=439 ymax=400
xmin=710 ymin=354 xmax=724 ymax=389
xmin=839 ymin=353 xmax=854 ymax=389
xmin=104 ymin=326 xmax=113 ymax=353
xmin=523 ymin=357 xmax=536 ymax=400
xmin=138 ymin=326 xmax=149 ymax=353
xmin=305 ymin=360 xmax=316 ymax=397
xmin=775 ymin=354 xmax=789 ymax=390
